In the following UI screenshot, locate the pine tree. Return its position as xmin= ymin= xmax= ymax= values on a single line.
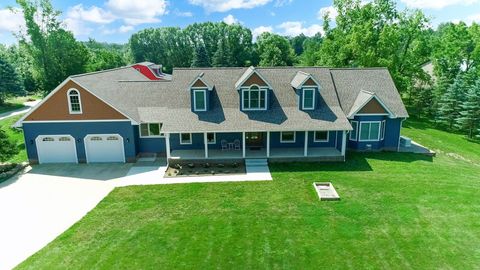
xmin=456 ymin=79 xmax=480 ymax=138
xmin=191 ymin=43 xmax=210 ymax=67
xmin=0 ymin=56 xmax=25 ymax=105
xmin=436 ymin=73 xmax=467 ymax=129
xmin=212 ymin=39 xmax=233 ymax=67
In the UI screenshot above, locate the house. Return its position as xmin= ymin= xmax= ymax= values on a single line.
xmin=14 ymin=63 xmax=408 ymax=164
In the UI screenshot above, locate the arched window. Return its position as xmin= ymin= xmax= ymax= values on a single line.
xmin=67 ymin=89 xmax=82 ymax=114
xmin=242 ymin=84 xmax=267 ymax=110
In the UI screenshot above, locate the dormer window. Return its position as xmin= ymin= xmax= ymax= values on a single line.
xmin=193 ymin=89 xmax=207 ymax=112
xmin=67 ymin=89 xmax=82 ymax=114
xmin=302 ymin=88 xmax=315 ymax=110
xmin=242 ymin=85 xmax=267 ymax=110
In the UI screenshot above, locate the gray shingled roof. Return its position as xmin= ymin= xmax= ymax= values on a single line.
xmin=290 ymin=71 xmax=311 ymax=89
xmin=68 ymin=65 xmax=407 ymax=133
xmin=330 ymin=68 xmax=409 ymax=118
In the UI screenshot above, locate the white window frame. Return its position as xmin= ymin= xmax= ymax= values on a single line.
xmin=302 ymin=88 xmax=315 ymax=110
xmin=207 ymin=132 xmax=216 ymax=144
xmin=180 ymin=133 xmax=192 ymax=145
xmin=242 ymin=84 xmax=267 ymax=111
xmin=350 ymin=121 xmax=358 ymax=141
xmin=381 ymin=120 xmax=386 ymax=140
xmin=67 ymin=88 xmax=82 ymax=114
xmin=280 ymin=131 xmax=296 ymax=143
xmin=359 ymin=121 xmax=381 ymax=142
xmin=139 ymin=123 xmax=165 ymax=138
xmin=313 ymin=131 xmax=329 ymax=142
xmin=193 ymin=89 xmax=207 ymax=112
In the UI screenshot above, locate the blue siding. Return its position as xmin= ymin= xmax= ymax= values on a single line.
xmin=239 ymin=88 xmax=270 ymax=112
xmin=347 ymin=115 xmax=403 ymax=151
xmin=206 ymin=132 xmax=243 ymax=150
xmin=296 ymin=87 xmax=320 ymax=111
xmin=270 ymin=132 xmax=305 ymax=148
xmin=308 ymin=131 xmax=337 ymax=148
xmin=190 ymin=89 xmax=210 ymax=112
xmin=170 ymin=133 xmax=204 ymax=150
xmin=133 ymin=125 xmax=166 ymax=154
xmin=23 ymin=121 xmax=136 ymax=163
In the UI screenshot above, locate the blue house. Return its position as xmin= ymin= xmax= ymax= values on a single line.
xmin=15 ymin=62 xmax=408 ymax=164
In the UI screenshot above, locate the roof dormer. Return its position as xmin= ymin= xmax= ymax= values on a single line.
xmin=189 ymin=73 xmax=214 ymax=112
xmin=291 ymin=71 xmax=321 ymax=111
xmin=348 ymin=90 xmax=395 ymax=118
xmin=235 ymin=67 xmax=272 ymax=111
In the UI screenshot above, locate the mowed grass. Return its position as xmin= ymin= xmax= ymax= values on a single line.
xmin=17 ymin=119 xmax=480 ymax=269
xmin=0 ymin=115 xmax=27 ymax=163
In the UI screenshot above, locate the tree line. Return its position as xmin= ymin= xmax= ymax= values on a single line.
xmin=1 ymin=0 xmax=479 ymax=139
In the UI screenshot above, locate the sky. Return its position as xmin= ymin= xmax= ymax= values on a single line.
xmin=1 ymin=0 xmax=480 ymax=45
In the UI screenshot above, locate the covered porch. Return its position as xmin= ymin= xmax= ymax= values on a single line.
xmin=167 ymin=130 xmax=347 ymax=160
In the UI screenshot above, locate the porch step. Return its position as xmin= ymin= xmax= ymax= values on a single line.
xmin=245 ymin=159 xmax=268 ymax=166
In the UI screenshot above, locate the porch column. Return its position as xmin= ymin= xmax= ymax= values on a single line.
xmin=304 ymin=131 xmax=308 ymax=157
xmin=266 ymin=131 xmax=270 ymax=157
xmin=204 ymin=132 xmax=208 ymax=158
xmin=165 ymin=133 xmax=171 ymax=159
xmin=242 ymin=132 xmax=246 ymax=158
xmin=341 ymin=130 xmax=347 ymax=157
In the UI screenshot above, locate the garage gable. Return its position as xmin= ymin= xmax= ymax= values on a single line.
xmin=24 ymin=80 xmax=128 ymax=121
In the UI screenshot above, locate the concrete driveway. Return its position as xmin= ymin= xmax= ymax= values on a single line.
xmin=0 ymin=164 xmax=131 ymax=270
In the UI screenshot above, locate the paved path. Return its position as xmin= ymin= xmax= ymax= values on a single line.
xmin=0 ymin=100 xmax=40 ymax=121
xmin=0 ymin=162 xmax=272 ymax=269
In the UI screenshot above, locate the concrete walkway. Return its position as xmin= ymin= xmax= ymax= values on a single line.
xmin=0 ymin=161 xmax=272 ymax=269
xmin=0 ymin=100 xmax=40 ymax=121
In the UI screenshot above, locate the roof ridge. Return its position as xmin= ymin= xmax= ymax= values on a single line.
xmin=70 ymin=66 xmax=132 ymax=78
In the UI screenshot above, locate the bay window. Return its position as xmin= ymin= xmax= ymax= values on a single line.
xmin=359 ymin=122 xmax=381 ymax=141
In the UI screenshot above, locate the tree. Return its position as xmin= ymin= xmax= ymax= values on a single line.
xmin=191 ymin=43 xmax=210 ymax=67
xmin=299 ymin=33 xmax=323 ymax=66
xmin=256 ymin=32 xmax=296 ymax=66
xmin=318 ymin=0 xmax=431 ymax=95
xmin=436 ymin=72 xmax=468 ymax=129
xmin=0 ymin=56 xmax=25 ymax=105
xmin=290 ymin=34 xmax=307 ymax=56
xmin=0 ymin=130 xmax=18 ymax=162
xmin=85 ymin=40 xmax=127 ymax=72
xmin=212 ymin=39 xmax=233 ymax=67
xmin=16 ymin=0 xmax=89 ymax=94
xmin=456 ymin=78 xmax=480 ymax=138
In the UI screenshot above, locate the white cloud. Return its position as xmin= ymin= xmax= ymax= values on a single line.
xmin=223 ymin=14 xmax=240 ymax=25
xmin=252 ymin=25 xmax=273 ymax=39
xmin=174 ymin=10 xmax=193 ymax=17
xmin=274 ymin=0 xmax=293 ymax=7
xmin=0 ymin=8 xmax=25 ymax=34
xmin=64 ymin=18 xmax=93 ymax=36
xmin=66 ymin=4 xmax=115 ymax=24
xmin=400 ymin=0 xmax=479 ymax=9
xmin=106 ymin=0 xmax=167 ymax=25
xmin=118 ymin=25 xmax=134 ymax=33
xmin=277 ymin=21 xmax=323 ymax=37
xmin=188 ymin=0 xmax=271 ymax=12
xmin=318 ymin=6 xmax=338 ymax=20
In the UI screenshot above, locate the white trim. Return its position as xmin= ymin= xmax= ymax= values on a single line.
xmin=67 ymin=88 xmax=83 ymax=114
xmin=292 ymin=72 xmax=321 ymax=90
xmin=179 ymin=133 xmax=192 ymax=145
xmin=335 ymin=131 xmax=338 ymax=149
xmin=35 ymin=135 xmax=78 ymax=164
xmin=206 ymin=132 xmax=216 ymax=144
xmin=84 ymin=134 xmax=126 ymax=163
xmin=139 ymin=123 xmax=165 ymax=138
xmin=349 ymin=95 xmax=395 ymax=119
xmin=22 ymin=119 xmax=132 ymax=124
xmin=204 ymin=132 xmax=208 ymax=158
xmin=266 ymin=131 xmax=270 ymax=157
xmin=313 ymin=131 xmax=329 ymax=142
xmin=359 ymin=121 xmax=382 ymax=142
xmin=188 ymin=74 xmax=213 ymax=91
xmin=349 ymin=121 xmax=358 ymax=141
xmin=280 ymin=131 xmax=296 ymax=143
xmin=304 ymin=131 xmax=308 ymax=156
xmin=381 ymin=120 xmax=386 ymax=140
xmin=242 ymin=132 xmax=246 ymax=158
xmin=341 ymin=131 xmax=347 ymax=157
xmin=166 ymin=133 xmax=171 ymax=158
xmin=241 ymin=85 xmax=268 ymax=111
xmin=235 ymin=67 xmax=272 ymax=90
xmin=397 ymin=118 xmax=405 ymax=151
xmin=302 ymin=88 xmax=315 ymax=110
xmin=14 ymin=78 xmax=138 ymax=127
xmin=193 ymin=89 xmax=207 ymax=112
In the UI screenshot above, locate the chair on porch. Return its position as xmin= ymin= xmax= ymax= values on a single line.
xmin=234 ymin=139 xmax=241 ymax=150
xmin=221 ymin=140 xmax=228 ymax=151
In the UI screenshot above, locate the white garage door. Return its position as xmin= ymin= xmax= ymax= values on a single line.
xmin=36 ymin=135 xmax=78 ymax=164
xmin=84 ymin=134 xmax=125 ymax=163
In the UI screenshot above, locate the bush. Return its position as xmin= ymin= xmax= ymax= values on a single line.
xmin=0 ymin=130 xmax=18 ymax=162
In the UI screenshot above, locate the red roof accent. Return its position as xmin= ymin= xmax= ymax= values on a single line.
xmin=132 ymin=64 xmax=164 ymax=80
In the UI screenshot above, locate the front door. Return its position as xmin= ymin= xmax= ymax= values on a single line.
xmin=246 ymin=132 xmax=264 ymax=148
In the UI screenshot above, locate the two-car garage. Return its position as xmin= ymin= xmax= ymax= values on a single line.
xmin=35 ymin=134 xmax=125 ymax=164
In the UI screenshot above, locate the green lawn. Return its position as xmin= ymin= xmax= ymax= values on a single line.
xmin=0 ymin=95 xmax=39 ymax=114
xmin=16 ymin=119 xmax=480 ymax=269
xmin=0 ymin=115 xmax=27 ymax=163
